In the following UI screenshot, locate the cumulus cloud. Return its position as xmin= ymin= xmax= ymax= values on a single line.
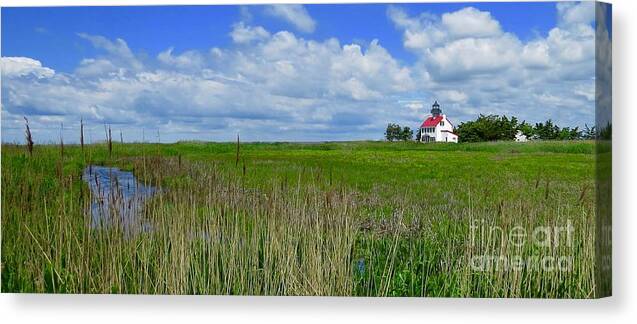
xmin=388 ymin=6 xmax=521 ymax=80
xmin=2 ymin=25 xmax=413 ymax=142
xmin=229 ymin=22 xmax=271 ymax=44
xmin=77 ymin=33 xmax=143 ymax=71
xmin=75 ymin=58 xmax=119 ymax=77
xmin=441 ymin=7 xmax=502 ymax=38
xmin=521 ymin=41 xmax=552 ymax=69
xmin=1 ymin=57 xmax=55 ymax=79
xmin=157 ymin=47 xmax=205 ymax=70
xmin=437 ymin=90 xmax=468 ymax=103
xmin=387 ymin=6 xmax=444 ymax=50
xmin=265 ymin=4 xmax=316 ymax=33
xmin=388 ymin=5 xmax=503 ymax=52
xmin=402 ymin=100 xmax=424 ymax=112
xmin=428 ymin=35 xmax=522 ymax=79
xmin=557 ymin=1 xmax=595 ymax=27
xmin=545 ymin=25 xmax=595 ymax=64
xmin=214 ymin=30 xmax=413 ymax=101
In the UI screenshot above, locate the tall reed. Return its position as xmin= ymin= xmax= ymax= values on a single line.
xmin=108 ymin=125 xmax=113 ymax=157
xmin=80 ymin=118 xmax=84 ymax=152
xmin=23 ymin=117 xmax=34 ymax=156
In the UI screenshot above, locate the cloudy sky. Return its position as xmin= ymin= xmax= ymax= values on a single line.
xmin=1 ymin=2 xmax=611 ymax=143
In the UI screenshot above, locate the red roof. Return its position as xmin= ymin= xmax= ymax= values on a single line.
xmin=421 ymin=115 xmax=443 ymax=128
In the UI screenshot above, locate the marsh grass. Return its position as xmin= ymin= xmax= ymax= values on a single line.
xmin=1 ymin=141 xmax=598 ymax=297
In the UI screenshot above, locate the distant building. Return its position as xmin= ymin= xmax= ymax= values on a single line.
xmin=515 ymin=130 xmax=528 ymax=142
xmin=418 ymin=101 xmax=458 ymax=143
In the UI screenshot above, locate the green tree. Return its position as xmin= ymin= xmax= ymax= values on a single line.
xmin=385 ymin=123 xmax=402 ymax=142
xmin=400 ymin=126 xmax=414 ymax=141
xmin=518 ymin=121 xmax=535 ymax=137
xmin=456 ymin=114 xmax=519 ymax=142
xmin=557 ymin=126 xmax=581 ymax=140
xmin=583 ymin=124 xmax=597 ymax=139
xmin=534 ymin=120 xmax=560 ymax=140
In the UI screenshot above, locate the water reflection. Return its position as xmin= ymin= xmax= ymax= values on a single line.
xmin=82 ymin=165 xmax=156 ymax=233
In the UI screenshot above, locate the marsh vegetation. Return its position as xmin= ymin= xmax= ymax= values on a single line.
xmin=1 ymin=140 xmax=600 ymax=297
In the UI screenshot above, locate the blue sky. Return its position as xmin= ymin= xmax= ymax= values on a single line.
xmin=2 ymin=3 xmax=558 ymax=71
xmin=1 ymin=2 xmax=611 ymax=143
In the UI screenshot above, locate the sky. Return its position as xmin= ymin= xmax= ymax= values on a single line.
xmin=1 ymin=2 xmax=612 ymax=143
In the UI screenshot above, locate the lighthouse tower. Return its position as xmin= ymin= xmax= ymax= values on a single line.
xmin=431 ymin=100 xmax=442 ymax=117
xmin=418 ymin=101 xmax=458 ymax=143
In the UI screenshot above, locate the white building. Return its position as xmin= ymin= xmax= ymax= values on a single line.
xmin=419 ymin=101 xmax=458 ymax=143
xmin=515 ymin=130 xmax=528 ymax=142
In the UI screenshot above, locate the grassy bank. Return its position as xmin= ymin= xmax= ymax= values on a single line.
xmin=1 ymin=140 xmax=597 ymax=297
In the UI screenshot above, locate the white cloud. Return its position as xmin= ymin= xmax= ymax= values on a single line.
xmin=265 ymin=4 xmax=316 ymax=33
xmin=2 ymin=27 xmax=415 ymax=142
xmin=330 ymin=40 xmax=414 ymax=95
xmin=388 ymin=6 xmax=502 ymax=52
xmin=1 ymin=57 xmax=55 ymax=78
xmin=336 ymin=78 xmax=382 ymax=101
xmin=441 ymin=7 xmax=502 ymax=38
xmin=261 ymin=31 xmax=304 ymax=59
xmin=428 ymin=35 xmax=521 ymax=79
xmin=546 ymin=25 xmax=595 ymax=64
xmin=557 ymin=1 xmax=595 ymax=27
xmin=77 ymin=33 xmax=143 ymax=71
xmin=573 ymin=83 xmax=595 ymax=101
xmin=437 ymin=90 xmax=468 ymax=103
xmin=157 ymin=47 xmax=205 ymax=70
xmin=216 ymin=30 xmax=413 ymax=101
xmin=387 ymin=6 xmax=444 ymax=50
xmin=229 ymin=22 xmax=270 ymax=44
xmin=403 ymin=101 xmax=424 ymax=112
xmin=75 ymin=58 xmax=119 ymax=77
xmin=389 ymin=4 xmax=595 ymax=82
xmin=521 ymin=41 xmax=552 ymax=69
xmin=389 ymin=6 xmax=524 ymax=81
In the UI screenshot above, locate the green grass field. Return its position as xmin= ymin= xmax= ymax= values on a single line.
xmin=1 ymin=140 xmax=601 ymax=297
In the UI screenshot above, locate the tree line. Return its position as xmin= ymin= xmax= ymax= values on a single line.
xmin=386 ymin=114 xmax=610 ymax=143
xmin=456 ymin=114 xmax=598 ymax=142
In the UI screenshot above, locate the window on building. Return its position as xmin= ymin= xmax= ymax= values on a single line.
xmin=440 ymin=121 xmax=444 ymax=126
